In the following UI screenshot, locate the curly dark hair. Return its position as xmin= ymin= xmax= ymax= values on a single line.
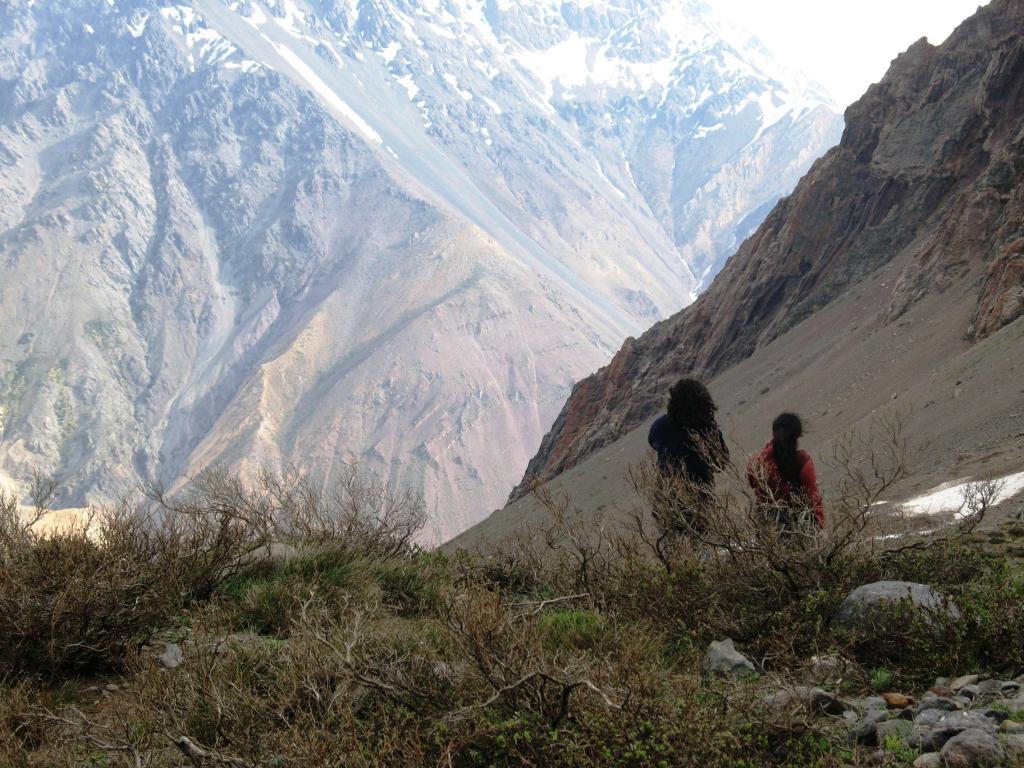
xmin=771 ymin=412 xmax=804 ymax=488
xmin=666 ymin=378 xmax=719 ymax=433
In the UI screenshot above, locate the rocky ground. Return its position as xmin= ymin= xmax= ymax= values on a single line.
xmin=700 ymin=579 xmax=1024 ymax=768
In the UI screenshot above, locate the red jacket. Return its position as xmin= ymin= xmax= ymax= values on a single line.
xmin=747 ymin=442 xmax=825 ymax=527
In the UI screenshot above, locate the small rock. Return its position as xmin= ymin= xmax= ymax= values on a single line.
xmin=951 ymin=674 xmax=980 ymax=692
xmin=912 ymin=753 xmax=942 ymax=768
xmin=1000 ymin=720 xmax=1024 ymax=734
xmin=851 ymin=710 xmax=890 ymax=746
xmin=808 ymin=687 xmax=849 ymax=716
xmin=975 ymin=680 xmax=1003 ymax=697
xmin=104 ymin=683 xmax=120 ymax=692
xmin=959 ymin=684 xmax=981 ymax=700
xmin=910 ymin=710 xmax=997 ymax=752
xmin=918 ymin=697 xmax=961 ymax=713
xmin=974 ymin=708 xmax=1009 ymax=724
xmin=936 ymin=677 xmax=950 ymax=687
xmin=883 ymin=692 xmax=913 ymax=709
xmin=954 ymin=695 xmax=973 ymax=707
xmin=702 ymin=638 xmax=757 ymax=678
xmin=1001 ymin=682 xmax=1021 ymax=696
xmin=876 ymin=718 xmax=913 ymax=744
xmin=807 ymin=654 xmax=850 ymax=682
xmin=851 ymin=696 xmax=889 ymax=711
xmin=940 ymin=729 xmax=1004 ymax=767
xmin=159 ymin=642 xmax=184 ymax=670
xmin=930 ymin=685 xmax=956 ymax=698
xmin=762 ymin=688 xmax=802 ymax=717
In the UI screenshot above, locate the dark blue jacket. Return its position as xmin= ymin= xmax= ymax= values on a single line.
xmin=647 ymin=415 xmax=728 ymax=485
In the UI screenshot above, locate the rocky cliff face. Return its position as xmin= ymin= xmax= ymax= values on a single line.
xmin=512 ymin=0 xmax=1024 ymax=499
xmin=0 ymin=0 xmax=839 ymax=542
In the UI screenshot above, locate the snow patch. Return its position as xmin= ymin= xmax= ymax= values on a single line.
xmin=395 ymin=73 xmax=419 ymax=100
xmin=381 ymin=41 xmax=401 ymax=64
xmin=693 ymin=122 xmax=725 ymax=139
xmin=901 ymin=471 xmax=1024 ymax=517
xmin=443 ymin=73 xmax=473 ymax=101
xmin=127 ymin=13 xmax=148 ymax=38
xmin=266 ymin=39 xmax=383 ymax=145
xmin=277 ymin=0 xmax=306 ymax=35
xmin=482 ymin=96 xmax=502 ymax=115
xmin=224 ymin=59 xmax=261 ymax=73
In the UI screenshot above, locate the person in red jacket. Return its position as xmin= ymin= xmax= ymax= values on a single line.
xmin=747 ymin=412 xmax=825 ymax=530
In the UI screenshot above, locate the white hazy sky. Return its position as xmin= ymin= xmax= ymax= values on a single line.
xmin=708 ymin=0 xmax=990 ymax=107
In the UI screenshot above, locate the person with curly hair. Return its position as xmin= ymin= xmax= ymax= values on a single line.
xmin=647 ymin=378 xmax=729 ymax=534
xmin=746 ymin=412 xmax=825 ymax=530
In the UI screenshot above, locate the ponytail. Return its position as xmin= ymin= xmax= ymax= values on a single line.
xmin=771 ymin=412 xmax=803 ymax=488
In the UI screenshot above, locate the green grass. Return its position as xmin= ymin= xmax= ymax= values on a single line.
xmin=870 ymin=667 xmax=894 ymax=692
xmin=538 ymin=609 xmax=607 ymax=650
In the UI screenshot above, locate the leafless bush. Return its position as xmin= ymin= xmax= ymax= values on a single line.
xmin=0 ymin=464 xmax=425 ymax=678
xmin=956 ymin=477 xmax=1004 ymax=531
xmin=0 ymin=483 xmax=267 ymax=675
xmin=254 ymin=464 xmax=426 ymax=557
xmin=441 ymin=585 xmax=626 ymax=727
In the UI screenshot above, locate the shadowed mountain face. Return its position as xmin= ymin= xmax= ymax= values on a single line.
xmin=510 ymin=0 xmax=1024 ymax=502
xmin=0 ymin=0 xmax=839 ymax=542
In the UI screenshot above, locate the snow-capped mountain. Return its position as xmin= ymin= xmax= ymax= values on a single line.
xmin=0 ymin=0 xmax=840 ymax=542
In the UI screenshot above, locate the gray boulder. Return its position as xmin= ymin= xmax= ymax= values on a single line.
xmin=909 ymin=711 xmax=997 ymax=752
xmin=973 ymin=708 xmax=1009 ymax=724
xmin=159 ymin=642 xmax=184 ymax=670
xmin=851 ymin=710 xmax=890 ymax=745
xmin=833 ymin=581 xmax=960 ymax=631
xmin=912 ymin=753 xmax=941 ymax=768
xmin=939 ymin=729 xmax=1004 ymax=767
xmin=918 ymin=697 xmax=961 ymax=713
xmin=702 ymin=639 xmax=756 ymax=678
xmin=850 ymin=696 xmax=889 ymax=712
xmin=876 ymin=718 xmax=913 ymax=744
xmin=951 ymin=674 xmax=980 ymax=692
xmin=806 ymin=687 xmax=849 ymax=716
xmin=959 ymin=684 xmax=981 ymax=700
xmin=806 ymin=654 xmax=852 ymax=682
xmin=974 ymin=679 xmax=1004 ymax=698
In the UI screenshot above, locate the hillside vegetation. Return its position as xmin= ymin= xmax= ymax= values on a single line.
xmin=1 ymin=431 xmax=1023 ymax=767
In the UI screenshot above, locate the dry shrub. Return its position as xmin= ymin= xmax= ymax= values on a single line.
xmin=0 ymin=488 xmax=267 ymax=676
xmin=508 ymin=414 xmax=1022 ymax=673
xmin=3 ymin=430 xmax=1021 ymax=766
xmin=0 ymin=464 xmax=426 ymax=678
